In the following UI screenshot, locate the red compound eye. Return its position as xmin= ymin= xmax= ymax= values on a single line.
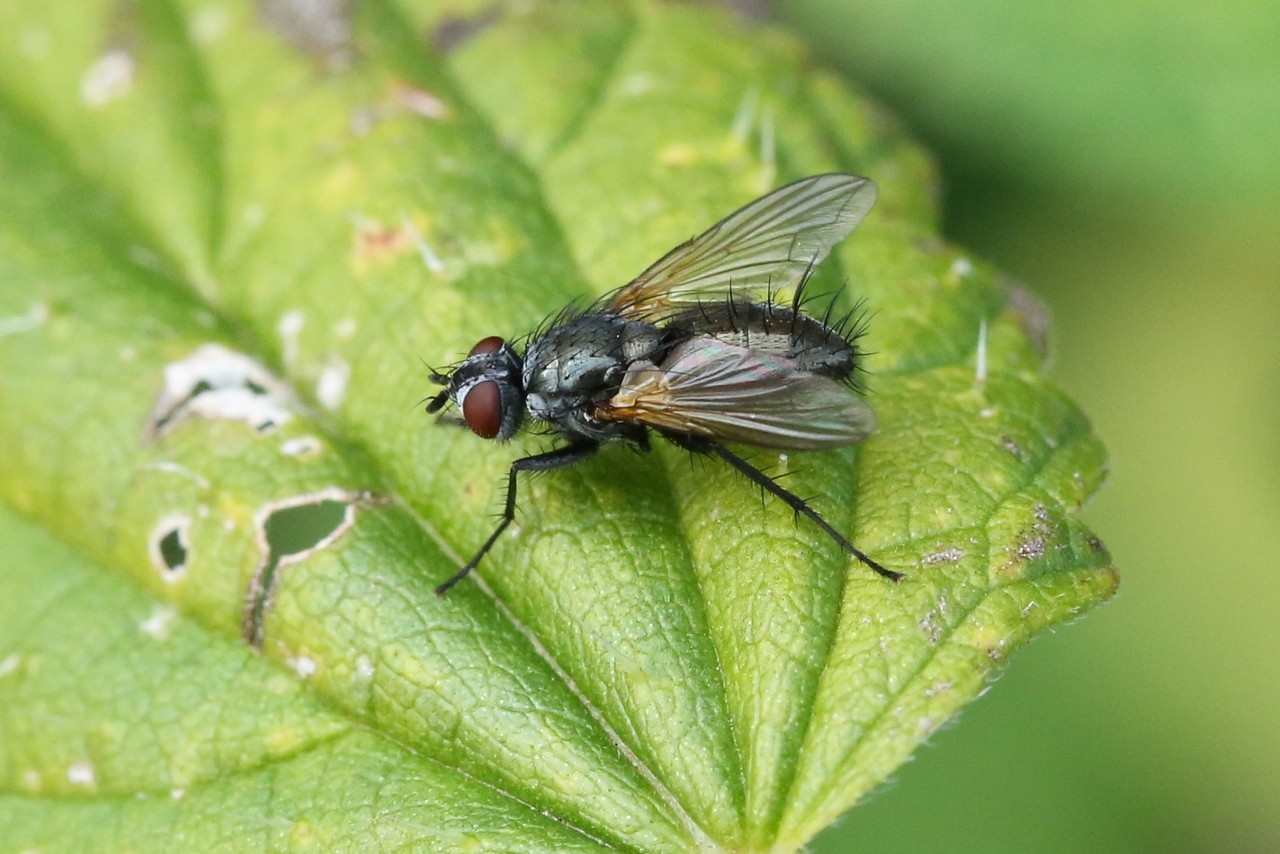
xmin=469 ymin=336 xmax=505 ymax=356
xmin=462 ymin=380 xmax=502 ymax=438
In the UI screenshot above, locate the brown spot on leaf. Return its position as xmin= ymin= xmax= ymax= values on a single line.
xmin=352 ymin=217 xmax=413 ymax=264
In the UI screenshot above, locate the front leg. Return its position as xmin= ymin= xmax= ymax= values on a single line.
xmin=436 ymin=441 xmax=600 ymax=595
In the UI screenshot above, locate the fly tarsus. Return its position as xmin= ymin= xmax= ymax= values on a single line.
xmin=435 ymin=441 xmax=600 ymax=595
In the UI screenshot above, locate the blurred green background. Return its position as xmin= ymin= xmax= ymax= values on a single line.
xmin=1 ymin=2 xmax=1269 ymax=849
xmin=777 ymin=1 xmax=1280 ymax=852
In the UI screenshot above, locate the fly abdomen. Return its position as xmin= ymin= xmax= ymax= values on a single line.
xmin=666 ymin=299 xmax=858 ymax=381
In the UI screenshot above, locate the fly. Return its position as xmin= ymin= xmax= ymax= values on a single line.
xmin=425 ymin=173 xmax=903 ymax=594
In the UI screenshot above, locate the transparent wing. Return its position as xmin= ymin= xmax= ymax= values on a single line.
xmin=599 ymin=338 xmax=876 ymax=450
xmin=607 ymin=173 xmax=877 ymax=322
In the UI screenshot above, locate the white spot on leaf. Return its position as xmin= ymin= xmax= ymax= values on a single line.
xmin=144 ymin=343 xmax=296 ymax=441
xmin=288 ymin=655 xmax=317 ymax=679
xmin=280 ymin=435 xmax=322 ymax=457
xmin=67 ymin=761 xmax=95 ymax=786
xmin=974 ymin=317 xmax=988 ymax=384
xmin=923 ymin=547 xmax=966 ymax=566
xmin=278 ymin=310 xmax=305 ymax=368
xmin=316 ymin=356 xmax=350 ymax=410
xmin=0 ymin=302 xmax=48 ymax=338
xmin=139 ymin=605 xmax=177 ymax=640
xmin=189 ymin=7 xmax=229 ymax=44
xmin=619 ymin=72 xmax=654 ymax=96
xmin=140 ymin=461 xmax=211 ymax=489
xmin=81 ymin=50 xmax=133 ymax=107
xmin=332 ymin=316 xmax=357 ymax=340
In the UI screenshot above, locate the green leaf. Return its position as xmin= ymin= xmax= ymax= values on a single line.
xmin=0 ymin=1 xmax=1116 ymax=851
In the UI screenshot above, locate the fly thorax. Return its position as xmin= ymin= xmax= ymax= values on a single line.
xmin=524 ymin=391 xmax=556 ymax=421
xmin=522 ymin=314 xmax=644 ymax=402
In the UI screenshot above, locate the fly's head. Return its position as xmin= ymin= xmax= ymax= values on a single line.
xmin=426 ymin=336 xmax=525 ymax=440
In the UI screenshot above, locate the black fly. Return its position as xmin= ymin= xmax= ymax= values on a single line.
xmin=426 ymin=173 xmax=903 ymax=594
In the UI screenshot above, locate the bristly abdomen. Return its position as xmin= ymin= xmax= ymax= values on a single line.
xmin=664 ymin=298 xmax=861 ymax=381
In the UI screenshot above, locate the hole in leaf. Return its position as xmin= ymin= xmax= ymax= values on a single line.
xmin=264 ymin=500 xmax=349 ymax=558
xmin=242 ymin=491 xmax=361 ymax=648
xmin=148 ymin=513 xmax=192 ymax=580
xmin=158 ymin=528 xmax=188 ymax=572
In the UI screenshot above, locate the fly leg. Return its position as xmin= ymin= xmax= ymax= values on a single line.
xmin=436 ymin=441 xmax=600 ymax=596
xmin=704 ymin=440 xmax=904 ymax=582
